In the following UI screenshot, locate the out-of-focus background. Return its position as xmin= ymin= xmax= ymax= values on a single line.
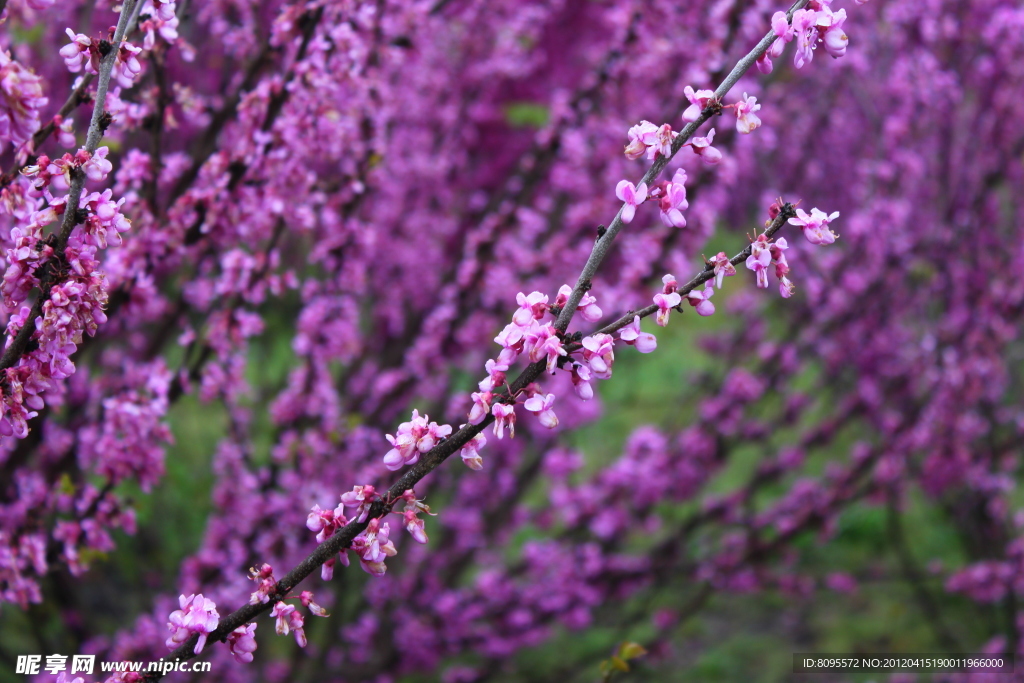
xmin=1 ymin=0 xmax=1023 ymax=681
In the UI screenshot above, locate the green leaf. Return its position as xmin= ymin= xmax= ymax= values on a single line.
xmin=618 ymin=641 xmax=648 ymax=661
xmin=504 ymin=102 xmax=549 ymax=128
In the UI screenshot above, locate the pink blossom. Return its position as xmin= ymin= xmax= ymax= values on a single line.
xmin=398 ymin=490 xmax=436 ymax=543
xmin=480 ymin=355 xmax=510 ymax=391
xmin=577 ymin=290 xmax=603 ymax=322
xmin=270 ymin=602 xmax=307 ymax=647
xmin=649 ymin=123 xmax=676 ymax=159
xmin=581 ymin=333 xmax=615 ymax=379
xmin=226 ymin=623 xmax=258 ymax=663
xmin=468 ymin=391 xmax=492 ymax=424
xmin=734 ymin=93 xmax=761 ymax=134
xmin=553 ymin=284 xmax=602 ymax=322
xmin=300 ymin=590 xmax=329 ymax=616
xmin=682 ymin=86 xmax=716 ymax=122
xmin=653 ymin=291 xmax=682 ymax=327
xmin=618 ymin=315 xmax=657 ymax=353
xmin=54 ymin=116 xmax=76 ymax=147
xmin=513 ymin=291 xmax=549 ymax=325
xmin=459 ymin=429 xmax=487 ymax=470
xmin=615 ymin=180 xmax=647 ymax=224
xmin=791 ymin=9 xmax=818 ymax=68
xmin=59 ymin=29 xmax=97 ymax=74
xmin=114 ymin=41 xmax=144 ymax=88
xmin=492 ymin=403 xmax=516 ymax=439
xmin=494 ymin=322 xmax=526 ymax=352
xmin=686 ymin=283 xmax=716 ymax=316
xmin=746 ymin=248 xmax=771 ymax=289
xmin=712 ymin=252 xmax=737 ymax=289
xmin=656 ymin=169 xmax=688 ymax=228
xmin=788 ymin=208 xmax=839 ymax=244
xmin=689 ymin=128 xmax=722 ymax=165
xmin=84 ymin=146 xmax=113 ymax=182
xmin=569 ymin=362 xmax=594 ymax=400
xmin=524 ymin=322 xmax=566 ymax=373
xmin=772 ymin=11 xmax=795 ymax=42
xmin=350 ymin=518 xmax=398 ymax=576
xmin=339 ymin=485 xmax=376 ymax=522
xmin=523 ymin=392 xmax=558 ymax=429
xmin=624 ymin=120 xmax=658 ymax=160
xmin=755 ymin=52 xmax=774 ymax=75
xmin=306 ymin=503 xmax=347 ymax=542
xmin=383 ymin=410 xmax=452 ymax=470
xmin=166 ymin=593 xmax=220 ymax=654
xmin=248 ymin=564 xmax=276 ymax=604
xmin=821 ymin=9 xmax=849 ymax=58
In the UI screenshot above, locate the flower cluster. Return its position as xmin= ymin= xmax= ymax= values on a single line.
xmin=165 ymin=593 xmax=219 ymax=655
xmin=757 ymin=1 xmax=858 ymax=73
xmin=0 ymin=49 xmax=48 ymax=153
xmin=60 ymin=29 xmax=144 ymax=87
xmin=383 ymin=409 xmax=452 ymax=471
xmin=309 ymin=488 xmax=435 ymax=580
xmin=623 ymin=121 xmax=677 ymax=161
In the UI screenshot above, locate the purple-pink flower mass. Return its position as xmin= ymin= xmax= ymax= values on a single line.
xmin=0 ymin=0 xmax=1022 ymax=680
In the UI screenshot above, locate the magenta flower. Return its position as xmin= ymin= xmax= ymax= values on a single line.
xmin=339 ymin=485 xmax=376 ymax=522
xmin=686 ymin=283 xmax=716 ymax=317
xmin=300 ymin=590 xmax=329 ymax=617
xmin=270 ymin=602 xmax=307 ymax=647
xmin=657 ymin=169 xmax=689 ymax=228
xmin=569 ymin=362 xmax=594 ymax=400
xmin=581 ymin=333 xmax=616 ymax=379
xmin=553 ymin=284 xmax=602 ymax=321
xmin=513 ymin=291 xmax=549 ymax=326
xmin=779 ymin=275 xmax=795 ymax=298
xmin=59 ymin=29 xmax=96 ymax=74
xmin=791 ymin=9 xmax=818 ymax=68
xmin=83 ymin=146 xmax=113 ymax=182
xmin=712 ymin=252 xmax=737 ymax=289
xmin=306 ymin=503 xmax=347 ymax=542
xmin=491 ymin=403 xmax=516 ymax=439
xmin=350 ymin=519 xmax=398 ymax=576
xmin=383 ymin=410 xmax=452 ymax=470
xmin=745 ymin=248 xmax=771 ymax=289
xmin=734 ymin=93 xmax=762 ymax=134
xmin=226 ymin=623 xmax=258 ymax=664
xmin=682 ymin=85 xmax=716 ymax=122
xmin=653 ymin=291 xmax=682 ymax=327
xmin=624 ymin=120 xmax=658 ymax=160
xmin=651 ymin=123 xmax=676 ymax=159
xmin=615 ymin=180 xmax=648 ymax=223
xmin=772 ymin=10 xmax=795 ymax=42
xmin=788 ymin=208 xmax=839 ymax=244
xmin=114 ymin=41 xmax=144 ymax=88
xmin=619 ymin=315 xmax=657 ymax=353
xmin=524 ymin=392 xmax=558 ymax=429
xmin=248 ymin=564 xmax=276 ymax=605
xmin=524 ymin=322 xmax=567 ymax=373
xmin=166 ymin=593 xmax=220 ymax=654
xmin=821 ymin=9 xmax=849 ymax=58
xmin=689 ymin=128 xmax=722 ymax=165
xmin=459 ymin=429 xmax=487 ymax=470
xmin=468 ymin=391 xmax=492 ymax=424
